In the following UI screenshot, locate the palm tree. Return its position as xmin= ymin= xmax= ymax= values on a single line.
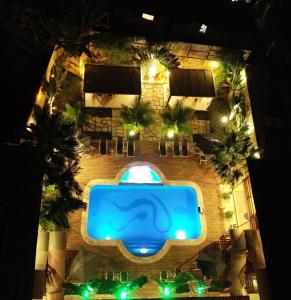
xmin=27 ymin=104 xmax=80 ymax=180
xmin=27 ymin=104 xmax=86 ymax=300
xmin=160 ymin=102 xmax=194 ymax=136
xmin=42 ymin=64 xmax=67 ymax=114
xmin=132 ymin=44 xmax=180 ymax=69
xmin=120 ymin=100 xmax=155 ymax=134
xmin=63 ymin=101 xmax=90 ymax=133
xmin=211 ymin=121 xmax=255 ymax=187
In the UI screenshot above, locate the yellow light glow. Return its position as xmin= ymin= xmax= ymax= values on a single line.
xmin=166 ymin=70 xmax=170 ymax=77
xmin=149 ymin=63 xmax=158 ymax=78
xmin=247 ymin=124 xmax=254 ymax=135
xmin=37 ymin=92 xmax=42 ymax=100
xmin=142 ymin=13 xmax=154 ymax=21
xmin=129 ymin=130 xmax=136 ymax=136
xmin=221 ymin=116 xmax=228 ymax=123
xmin=210 ymin=61 xmax=219 ymax=69
xmin=240 ymin=69 xmax=246 ymax=82
xmin=253 ymin=152 xmax=260 ymax=159
xmin=50 ymin=74 xmax=54 ymax=78
xmin=167 ymin=130 xmax=175 ymax=139
xmin=79 ymin=58 xmax=85 ymax=77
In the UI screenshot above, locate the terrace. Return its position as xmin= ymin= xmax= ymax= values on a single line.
xmin=31 ymin=38 xmax=262 ymax=300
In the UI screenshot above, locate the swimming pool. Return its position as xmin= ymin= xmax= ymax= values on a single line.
xmin=87 ymin=185 xmax=201 ymax=256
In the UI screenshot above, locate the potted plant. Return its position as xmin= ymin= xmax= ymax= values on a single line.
xmin=224 ymin=210 xmax=234 ymax=220
xmin=160 ymin=102 xmax=194 ymax=138
xmin=120 ymin=100 xmax=155 ymax=138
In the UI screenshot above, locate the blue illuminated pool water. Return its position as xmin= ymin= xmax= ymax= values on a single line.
xmin=87 ymin=185 xmax=201 ymax=256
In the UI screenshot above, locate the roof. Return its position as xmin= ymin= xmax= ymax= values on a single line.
xmin=84 ymin=64 xmax=141 ymax=95
xmin=169 ymin=69 xmax=216 ymax=97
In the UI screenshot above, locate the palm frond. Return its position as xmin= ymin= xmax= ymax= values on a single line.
xmin=120 ymin=100 xmax=155 ymax=132
xmin=161 ymin=102 xmax=194 ymax=135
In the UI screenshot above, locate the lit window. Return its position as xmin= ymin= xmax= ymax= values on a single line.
xmin=199 ymin=24 xmax=207 ymax=33
xmin=142 ymin=13 xmax=154 ymax=21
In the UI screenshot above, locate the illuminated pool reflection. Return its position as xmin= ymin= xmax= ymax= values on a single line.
xmin=120 ymin=166 xmax=163 ymax=184
xmin=87 ymin=185 xmax=201 ymax=256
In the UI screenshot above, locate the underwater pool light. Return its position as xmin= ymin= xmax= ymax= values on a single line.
xmin=140 ymin=248 xmax=148 ymax=254
xmin=175 ymin=229 xmax=187 ymax=239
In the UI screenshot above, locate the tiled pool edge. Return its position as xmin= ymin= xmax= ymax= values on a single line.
xmin=81 ymin=164 xmax=207 ymax=264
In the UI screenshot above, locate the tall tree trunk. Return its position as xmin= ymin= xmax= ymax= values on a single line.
xmin=33 ymin=230 xmax=49 ymax=300
xmin=230 ymin=229 xmax=247 ymax=296
xmin=245 ymin=229 xmax=271 ymax=300
xmin=46 ymin=231 xmax=66 ymax=300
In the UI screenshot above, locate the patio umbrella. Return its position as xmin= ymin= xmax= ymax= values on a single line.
xmin=197 ymin=245 xmax=226 ymax=279
xmin=67 ymin=249 xmax=99 ymax=282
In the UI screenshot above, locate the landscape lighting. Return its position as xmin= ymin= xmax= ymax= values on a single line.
xmin=167 ymin=130 xmax=175 ymax=139
xmin=210 ymin=61 xmax=219 ymax=69
xmin=162 ymin=287 xmax=172 ymax=297
xmin=221 ymin=116 xmax=228 ymax=123
xmin=129 ymin=130 xmax=136 ymax=136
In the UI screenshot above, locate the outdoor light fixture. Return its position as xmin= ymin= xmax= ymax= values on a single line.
xmin=221 ymin=116 xmax=228 ymax=123
xmin=195 ymin=282 xmax=206 ymax=295
xmin=167 ymin=130 xmax=175 ymax=139
xmin=149 ymin=63 xmax=158 ymax=79
xmin=82 ymin=288 xmax=91 ymax=299
xmin=120 ymin=291 xmax=128 ymax=299
xmin=129 ymin=130 xmax=136 ymax=136
xmin=140 ymin=248 xmax=148 ymax=254
xmin=162 ymin=287 xmax=172 ymax=297
xmin=142 ymin=13 xmax=154 ymax=21
xmin=210 ymin=61 xmax=219 ymax=69
xmin=199 ymin=24 xmax=207 ymax=33
xmin=175 ymin=229 xmax=187 ymax=239
xmin=253 ymin=152 xmax=260 ymax=159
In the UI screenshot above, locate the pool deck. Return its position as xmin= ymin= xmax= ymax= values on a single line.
xmin=67 ymin=141 xmax=225 ymax=280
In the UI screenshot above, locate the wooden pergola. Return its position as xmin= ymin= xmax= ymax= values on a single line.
xmin=167 ymin=68 xmax=216 ymax=110
xmin=83 ymin=64 xmax=141 ymax=108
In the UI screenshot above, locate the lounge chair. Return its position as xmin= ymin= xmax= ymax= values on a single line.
xmin=173 ymin=138 xmax=181 ymax=157
xmin=105 ymin=271 xmax=113 ymax=280
xmin=160 ymin=270 xmax=167 ymax=280
xmin=121 ymin=271 xmax=129 ymax=282
xmin=193 ymin=146 xmax=201 ymax=157
xmin=99 ymin=137 xmax=107 ymax=155
xmin=159 ymin=139 xmax=167 ymax=157
xmin=113 ymin=272 xmax=121 ymax=281
xmin=199 ymin=151 xmax=208 ymax=165
xmin=127 ymin=139 xmax=135 ymax=157
xmin=181 ymin=138 xmax=189 ymax=157
xmin=116 ymin=136 xmax=124 ymax=155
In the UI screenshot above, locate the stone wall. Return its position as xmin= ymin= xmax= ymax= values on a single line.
xmin=110 ymin=82 xmax=210 ymax=141
xmin=85 ymin=115 xmax=112 ymax=133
